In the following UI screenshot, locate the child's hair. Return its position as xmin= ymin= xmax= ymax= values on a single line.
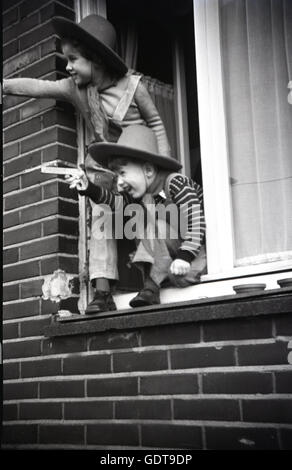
xmin=108 ymin=156 xmax=131 ymax=172
xmin=61 ymin=37 xmax=124 ymax=80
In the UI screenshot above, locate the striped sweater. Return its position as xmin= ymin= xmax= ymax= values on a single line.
xmin=82 ymin=173 xmax=205 ymax=263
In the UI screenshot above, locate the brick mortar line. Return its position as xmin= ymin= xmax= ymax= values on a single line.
xmin=4 ymin=37 xmax=58 ymax=68
xmin=4 ymin=315 xmax=51 ymax=324
xmin=4 ymin=123 xmax=76 ymax=146
xmin=3 ymin=364 xmax=292 ymax=382
xmin=3 ymin=195 xmax=78 ymax=215
xmin=4 ymin=252 xmax=78 ymax=269
xmin=3 ymin=102 xmax=56 ymax=118
xmin=3 ymin=107 xmax=76 ymax=132
xmin=4 ymin=214 xmax=79 ymax=232
xmin=3 ymin=142 xmax=77 ymax=163
xmin=4 ymin=178 xmax=76 ymax=198
xmin=3 ymin=0 xmax=74 ymax=37
xmin=3 ymin=419 xmax=292 ymax=428
xmin=4 ymin=233 xmax=78 ymax=251
xmin=3 ymin=337 xmax=292 ymax=360
xmin=4 ymin=394 xmax=292 ymax=403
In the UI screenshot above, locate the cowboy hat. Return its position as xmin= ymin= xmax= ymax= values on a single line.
xmin=88 ymin=125 xmax=182 ymax=171
xmin=52 ymin=15 xmax=127 ymax=75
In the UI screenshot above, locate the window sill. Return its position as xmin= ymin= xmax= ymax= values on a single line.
xmin=44 ymin=286 xmax=292 ymax=338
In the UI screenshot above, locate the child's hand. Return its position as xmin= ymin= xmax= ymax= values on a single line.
xmin=65 ymin=167 xmax=89 ymax=191
xmin=170 ymin=259 xmax=191 ymax=276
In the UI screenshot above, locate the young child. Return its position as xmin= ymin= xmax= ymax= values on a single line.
xmin=66 ymin=125 xmax=207 ymax=309
xmin=3 ymin=14 xmax=171 ymax=313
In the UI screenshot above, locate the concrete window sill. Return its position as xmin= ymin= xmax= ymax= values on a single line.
xmin=44 ymin=287 xmax=292 ymax=337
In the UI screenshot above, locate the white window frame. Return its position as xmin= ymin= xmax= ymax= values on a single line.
xmin=193 ymin=0 xmax=292 ymax=281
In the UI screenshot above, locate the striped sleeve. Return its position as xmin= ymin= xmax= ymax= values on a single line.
xmin=168 ymin=174 xmax=206 ymax=263
xmin=79 ymin=181 xmax=132 ymax=211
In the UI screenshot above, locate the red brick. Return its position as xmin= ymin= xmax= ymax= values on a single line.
xmin=3 ymin=142 xmax=19 ymax=160
xmin=275 ymin=371 xmax=292 ymax=393
xmin=141 ymin=424 xmax=202 ymax=449
xmin=23 ymin=56 xmax=65 ymax=79
xmin=3 ymin=108 xmax=20 ymax=127
xmin=4 ymin=223 xmax=42 ymax=246
xmin=242 ymin=398 xmax=292 ymax=423
xmin=42 ymin=108 xmax=76 ymax=130
xmin=39 ymin=424 xmax=84 ymax=445
xmin=41 ymin=36 xmax=60 ymax=57
xmin=3 ymin=0 xmax=22 ymax=11
xmin=3 ymin=362 xmax=20 ymax=380
xmin=116 ymin=399 xmax=171 ymax=420
xmin=21 ymin=169 xmax=55 ymax=188
xmin=88 ymin=377 xmax=138 ymax=397
xmin=19 ymin=235 xmax=78 ymax=260
xmin=21 ymin=98 xmax=57 ymax=120
xmin=171 ymin=346 xmax=235 ymax=369
xmin=63 ymin=354 xmax=111 ymax=375
xmin=203 ymin=371 xmax=273 ymax=394
xmin=43 ymin=181 xmax=78 ymax=201
xmin=20 ymin=317 xmax=52 ymax=337
xmin=4 ymin=260 xmax=40 ymax=282
xmin=21 ymin=279 xmax=43 ymax=299
xmin=4 ymin=382 xmax=38 ymax=400
xmin=20 ymin=0 xmax=50 ymax=18
xmin=64 ymin=401 xmax=113 ymax=420
xmin=3 ymin=95 xmax=29 ymax=112
xmin=140 ymin=374 xmax=198 ymax=395
xmin=20 ymin=22 xmax=55 ymax=53
xmin=4 ymin=48 xmax=41 ymax=78
xmin=21 ymin=358 xmax=62 ymax=378
xmin=3 ymin=7 xmax=18 ymax=28
xmin=40 ymin=380 xmax=85 ymax=398
xmin=274 ymin=314 xmax=292 ymax=336
xmin=3 ymin=299 xmax=40 ymax=320
xmin=3 ymin=404 xmax=18 ymax=421
xmin=113 ymin=350 xmax=168 ymax=373
xmin=3 ymin=176 xmax=20 ymax=194
xmin=3 ymin=40 xmax=19 ymax=61
xmin=3 ymin=338 xmax=42 ymax=359
xmin=3 ymin=322 xmax=19 ymax=340
xmin=87 ymin=424 xmax=139 ymax=446
xmin=3 ymin=284 xmax=19 ymax=301
xmin=2 ymin=424 xmax=38 ymax=445
xmin=174 ymin=398 xmax=240 ymax=421
xmin=3 ymin=247 xmax=19 ymax=265
xmin=40 ymin=2 xmax=75 ymax=22
xmin=203 ymin=316 xmax=273 ymax=341
xmin=21 ymin=200 xmax=59 ymax=223
xmin=3 ymin=211 xmax=20 ymax=229
xmin=205 ymin=426 xmax=279 ymax=450
xmin=43 ymin=217 xmax=79 ymax=237
xmin=4 ymin=116 xmax=41 ymax=144
xmin=5 ymin=186 xmax=42 ymax=211
xmin=42 ymin=143 xmax=78 ymax=164
xmin=237 ymin=341 xmax=289 ymax=366
xmin=42 ymin=335 xmax=87 ymax=355
xmin=4 ymin=150 xmax=41 ymax=177
xmin=20 ymin=402 xmax=62 ymax=420
xmin=40 ymin=255 xmax=79 ymax=275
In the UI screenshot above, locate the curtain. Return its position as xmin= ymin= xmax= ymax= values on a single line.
xmin=219 ymin=0 xmax=292 ymax=266
xmin=119 ymin=24 xmax=178 ymax=158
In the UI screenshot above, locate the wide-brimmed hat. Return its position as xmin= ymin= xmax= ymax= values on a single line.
xmin=88 ymin=125 xmax=182 ymax=171
xmin=52 ymin=15 xmax=127 ymax=75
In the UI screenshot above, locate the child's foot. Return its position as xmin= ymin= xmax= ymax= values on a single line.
xmin=85 ymin=290 xmax=117 ymax=314
xmin=129 ymin=287 xmax=160 ymax=308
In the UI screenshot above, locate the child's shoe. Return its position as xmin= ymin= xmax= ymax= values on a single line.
xmin=85 ymin=290 xmax=117 ymax=314
xmin=129 ymin=278 xmax=160 ymax=308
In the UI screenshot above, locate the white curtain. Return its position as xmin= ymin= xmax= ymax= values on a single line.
xmin=219 ymin=0 xmax=292 ymax=266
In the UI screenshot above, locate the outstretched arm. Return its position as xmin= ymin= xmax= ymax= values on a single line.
xmin=3 ymin=77 xmax=74 ymax=102
xmin=134 ymin=81 xmax=171 ymax=157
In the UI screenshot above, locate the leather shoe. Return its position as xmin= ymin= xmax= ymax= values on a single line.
xmin=85 ymin=290 xmax=117 ymax=314
xmin=129 ymin=287 xmax=160 ymax=308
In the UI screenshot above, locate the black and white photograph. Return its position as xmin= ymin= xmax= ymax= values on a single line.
xmin=2 ymin=0 xmax=292 ymax=452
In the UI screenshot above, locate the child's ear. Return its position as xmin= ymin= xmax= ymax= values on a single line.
xmin=144 ymin=162 xmax=156 ymax=177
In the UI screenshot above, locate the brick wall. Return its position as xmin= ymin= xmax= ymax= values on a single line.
xmin=2 ymin=293 xmax=292 ymax=450
xmin=3 ymin=0 xmax=79 ymax=331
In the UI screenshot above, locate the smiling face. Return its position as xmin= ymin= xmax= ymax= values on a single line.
xmin=62 ymin=42 xmax=93 ymax=87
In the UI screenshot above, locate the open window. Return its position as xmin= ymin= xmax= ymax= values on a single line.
xmin=75 ymin=0 xmax=292 ymax=313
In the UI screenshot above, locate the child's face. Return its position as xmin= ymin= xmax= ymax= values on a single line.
xmin=62 ymin=43 xmax=92 ymax=87
xmin=115 ymin=161 xmax=148 ymax=199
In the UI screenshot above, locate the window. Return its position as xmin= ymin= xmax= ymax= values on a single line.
xmin=75 ymin=0 xmax=292 ymax=313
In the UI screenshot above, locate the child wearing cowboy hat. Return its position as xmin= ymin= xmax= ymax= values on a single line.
xmin=3 ymin=14 xmax=171 ymax=313
xmin=66 ymin=125 xmax=207 ymax=310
